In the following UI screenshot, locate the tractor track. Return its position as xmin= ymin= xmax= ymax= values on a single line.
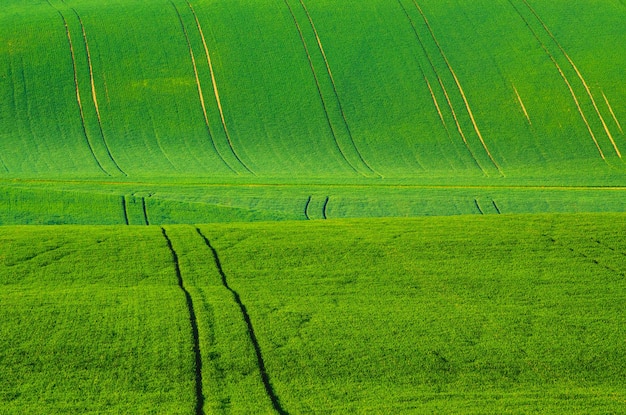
xmin=474 ymin=199 xmax=484 ymax=215
xmin=513 ymin=85 xmax=531 ymax=124
xmin=602 ymin=92 xmax=623 ymax=134
xmin=122 ymin=195 xmax=129 ymax=225
xmin=195 ymin=228 xmax=287 ymax=414
xmin=185 ymin=1 xmax=253 ymax=175
xmin=297 ymin=0 xmax=380 ymax=178
xmin=413 ymin=0 xmax=504 ymax=176
xmin=322 ymin=196 xmax=329 ymax=219
xmin=171 ymin=1 xmax=238 ymax=174
xmin=304 ymin=195 xmax=312 ymax=220
xmin=161 ymin=228 xmax=205 ymax=415
xmin=141 ymin=196 xmax=150 ymax=225
xmin=492 ymin=200 xmax=502 ymax=214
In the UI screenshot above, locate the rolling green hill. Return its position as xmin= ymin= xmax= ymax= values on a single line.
xmin=1 ymin=0 xmax=625 ymax=180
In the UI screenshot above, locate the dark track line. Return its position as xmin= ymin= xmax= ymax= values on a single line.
xmin=141 ymin=197 xmax=150 ymax=226
xmin=297 ymin=0 xmax=381 ymax=178
xmin=474 ymin=199 xmax=484 ymax=215
xmin=195 ymin=228 xmax=287 ymax=415
xmin=161 ymin=228 xmax=205 ymax=415
xmin=322 ymin=196 xmax=329 ymax=219
xmin=304 ymin=195 xmax=312 ymax=220
xmin=492 ymin=200 xmax=502 ymax=214
xmin=545 ymin=235 xmax=625 ymax=277
xmin=122 ymin=195 xmax=129 ymax=225
xmin=46 ymin=0 xmax=110 ymax=176
xmin=282 ymin=0 xmax=364 ymax=177
xmin=170 ymin=1 xmax=238 ymax=174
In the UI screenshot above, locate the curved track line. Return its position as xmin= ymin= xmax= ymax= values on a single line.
xmin=185 ymin=1 xmax=254 ymax=174
xmin=122 ymin=195 xmax=129 ymax=225
xmin=171 ymin=2 xmax=237 ymax=174
xmin=413 ymin=1 xmax=503 ymax=176
xmin=161 ymin=228 xmax=205 ymax=415
xmin=304 ymin=195 xmax=312 ymax=220
xmin=396 ymin=0 xmax=485 ymax=174
xmin=492 ymin=200 xmax=502 ymax=214
xmin=72 ymin=9 xmax=127 ymax=176
xmin=298 ymin=0 xmax=380 ymax=177
xmin=521 ymin=0 xmax=621 ymax=158
xmin=47 ymin=1 xmax=110 ymax=175
xmin=141 ymin=197 xmax=150 ymax=225
xmin=195 ymin=229 xmax=288 ymax=415
xmin=282 ymin=0 xmax=370 ymax=177
xmin=322 ymin=196 xmax=329 ymax=219
xmin=603 ymin=92 xmax=623 ymax=134
xmin=507 ymin=0 xmax=606 ymax=160
xmin=513 ymin=85 xmax=531 ymax=124
xmin=474 ymin=199 xmax=484 ymax=215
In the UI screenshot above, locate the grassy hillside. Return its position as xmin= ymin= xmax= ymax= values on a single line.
xmin=2 ymin=215 xmax=625 ymax=413
xmin=1 ymin=0 xmax=625 ymax=179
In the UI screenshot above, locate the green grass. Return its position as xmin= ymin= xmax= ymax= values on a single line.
xmin=2 ymin=215 xmax=626 ymax=413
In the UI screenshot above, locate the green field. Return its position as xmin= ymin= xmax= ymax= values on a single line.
xmin=2 ymin=0 xmax=626 ymax=413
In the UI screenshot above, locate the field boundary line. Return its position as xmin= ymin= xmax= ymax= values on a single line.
xmin=71 ymin=7 xmax=127 ymax=176
xmin=513 ymin=85 xmax=531 ymax=124
xmin=304 ymin=195 xmax=312 ymax=220
xmin=122 ymin=195 xmax=129 ymax=225
xmin=507 ymin=0 xmax=606 ymax=160
xmin=185 ymin=1 xmax=253 ymax=174
xmin=397 ymin=0 xmax=486 ymax=175
xmin=521 ymin=0 xmax=621 ymax=158
xmin=195 ymin=228 xmax=288 ymax=415
xmin=298 ymin=0 xmax=380 ymax=178
xmin=46 ymin=0 xmax=110 ymax=175
xmin=413 ymin=0 xmax=504 ymax=176
xmin=161 ymin=228 xmax=205 ymax=415
xmin=603 ymin=92 xmax=623 ymax=134
xmin=282 ymin=0 xmax=365 ymax=177
xmin=171 ymin=2 xmax=238 ymax=174
xmin=474 ymin=199 xmax=484 ymax=215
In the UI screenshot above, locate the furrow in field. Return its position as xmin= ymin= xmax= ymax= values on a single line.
xmin=474 ymin=199 xmax=484 ymax=215
xmin=603 ymin=93 xmax=623 ymax=134
xmin=413 ymin=1 xmax=504 ymax=176
xmin=161 ymin=228 xmax=205 ymax=415
xmin=297 ymin=0 xmax=380 ymax=177
xmin=195 ymin=228 xmax=287 ymax=415
xmin=71 ymin=8 xmax=127 ymax=176
xmin=185 ymin=1 xmax=253 ymax=174
xmin=171 ymin=2 xmax=237 ymax=174
xmin=507 ymin=0 xmax=606 ymax=160
xmin=281 ymin=0 xmax=363 ymax=177
xmin=122 ymin=195 xmax=129 ymax=225
xmin=46 ymin=1 xmax=110 ymax=175
xmin=322 ymin=196 xmax=329 ymax=219
xmin=141 ymin=197 xmax=150 ymax=226
xmin=521 ymin=0 xmax=622 ymax=158
xmin=492 ymin=200 xmax=502 ymax=214
xmin=513 ymin=85 xmax=531 ymax=124
xmin=396 ymin=0 xmax=486 ymax=174
xmin=304 ymin=196 xmax=312 ymax=220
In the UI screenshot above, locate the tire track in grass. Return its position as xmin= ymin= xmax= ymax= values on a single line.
xmin=304 ymin=195 xmax=312 ymax=220
xmin=507 ymin=0 xmax=607 ymax=161
xmin=46 ymin=0 xmax=110 ymax=176
xmin=474 ymin=199 xmax=484 ymax=215
xmin=603 ymin=92 xmax=623 ymax=134
xmin=397 ymin=0 xmax=487 ymax=175
xmin=121 ymin=195 xmax=129 ymax=225
xmin=413 ymin=0 xmax=504 ymax=176
xmin=297 ymin=0 xmax=381 ymax=177
xmin=513 ymin=85 xmax=531 ymax=125
xmin=492 ymin=200 xmax=502 ymax=214
xmin=171 ymin=2 xmax=238 ymax=174
xmin=521 ymin=0 xmax=622 ymax=158
xmin=322 ymin=196 xmax=329 ymax=219
xmin=141 ymin=197 xmax=150 ymax=226
xmin=161 ymin=228 xmax=205 ymax=415
xmin=195 ymin=228 xmax=287 ymax=415
xmin=282 ymin=0 xmax=371 ymax=178
xmin=69 ymin=7 xmax=127 ymax=176
xmin=185 ymin=1 xmax=253 ymax=175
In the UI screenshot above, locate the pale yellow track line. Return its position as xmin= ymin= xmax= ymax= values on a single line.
xmin=521 ymin=0 xmax=621 ymax=158
xmin=513 ymin=85 xmax=531 ymax=124
xmin=603 ymin=92 xmax=623 ymax=134
xmin=413 ymin=1 xmax=503 ymax=175
xmin=426 ymin=77 xmax=446 ymax=128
